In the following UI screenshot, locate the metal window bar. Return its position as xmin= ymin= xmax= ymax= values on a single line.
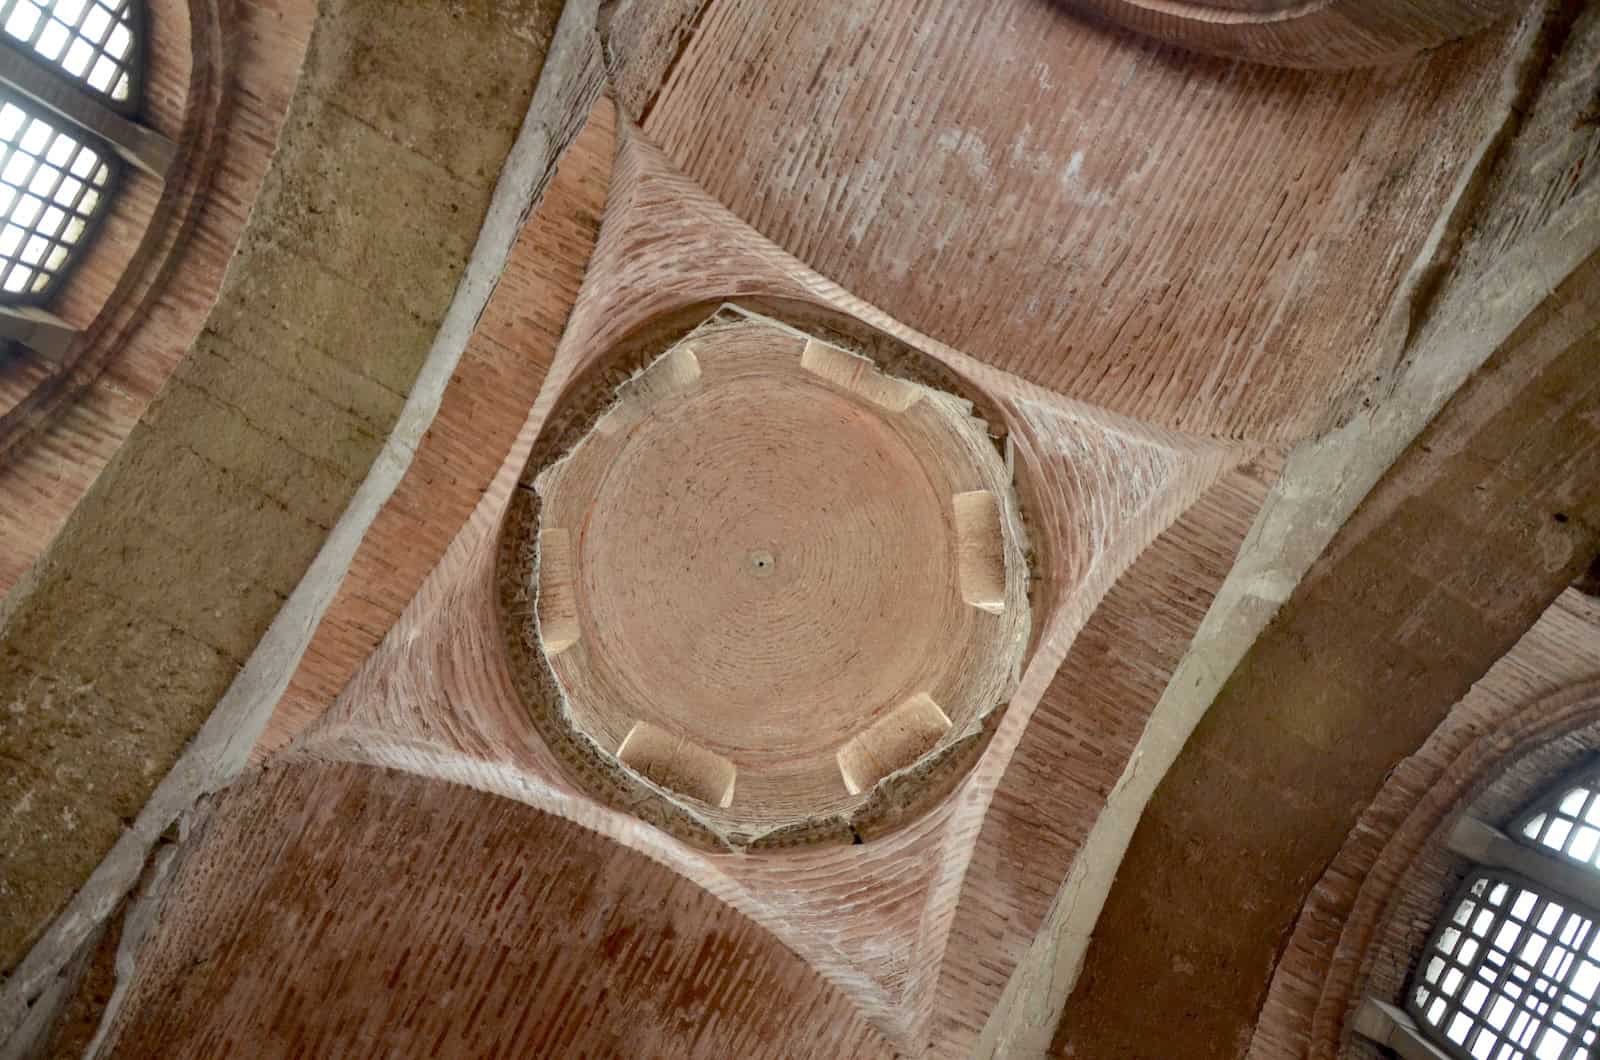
xmin=0 ymin=36 xmax=169 ymax=177
xmin=0 ymin=0 xmax=152 ymax=313
xmin=1514 ymin=765 xmax=1600 ymax=876
xmin=0 ymin=89 xmax=115 ymax=305
xmin=1430 ymin=876 xmax=1529 ymax=1057
xmin=1355 ymin=999 xmax=1460 ymax=1060
xmin=1408 ymin=869 xmax=1600 ymax=1060
xmin=0 ymin=0 xmax=140 ymax=113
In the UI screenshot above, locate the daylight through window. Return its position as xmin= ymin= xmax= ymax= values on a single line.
xmin=1407 ymin=767 xmax=1600 ymax=1060
xmin=1 ymin=0 xmax=139 ymax=105
xmin=0 ymin=0 xmax=140 ymax=311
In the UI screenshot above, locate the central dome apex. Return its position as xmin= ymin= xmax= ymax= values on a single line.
xmin=524 ymin=306 xmax=1030 ymax=847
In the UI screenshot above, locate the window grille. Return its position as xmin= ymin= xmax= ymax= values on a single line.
xmin=0 ymin=0 xmax=144 ymax=312
xmin=0 ymin=0 xmax=140 ymax=109
xmin=1516 ymin=774 xmax=1600 ymax=875
xmin=1411 ymin=870 xmax=1600 ymax=1060
xmin=1396 ymin=764 xmax=1600 ymax=1060
xmin=0 ymin=95 xmax=110 ymax=300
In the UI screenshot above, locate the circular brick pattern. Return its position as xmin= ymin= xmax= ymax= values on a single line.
xmin=504 ymin=307 xmax=1032 ymax=847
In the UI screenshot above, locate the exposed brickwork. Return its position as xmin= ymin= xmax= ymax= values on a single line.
xmin=611 ymin=0 xmax=1529 ymax=442
xmin=4 ymin=1 xmax=1587 ymax=1054
xmin=0 ymin=0 xmax=286 ymax=594
xmin=1052 ymin=247 xmax=1600 ymax=1060
xmin=246 ymin=118 xmax=1259 ymax=1049
xmin=933 ymin=453 xmax=1282 ymax=1056
xmin=254 ymin=89 xmax=613 ymax=758
xmin=1250 ymin=590 xmax=1600 ymax=1060
xmin=99 ymin=761 xmax=892 ymax=1059
xmin=0 ymin=0 xmax=564 ymax=975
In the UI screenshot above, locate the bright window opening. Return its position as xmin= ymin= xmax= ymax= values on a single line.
xmin=1410 ymin=764 xmax=1600 ymax=1060
xmin=1412 ymin=873 xmax=1600 ymax=1060
xmin=0 ymin=96 xmax=109 ymax=300
xmin=0 ymin=0 xmax=139 ymax=105
xmin=0 ymin=0 xmax=141 ymax=307
xmin=1518 ymin=776 xmax=1600 ymax=874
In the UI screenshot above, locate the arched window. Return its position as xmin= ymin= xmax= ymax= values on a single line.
xmin=1516 ymin=777 xmax=1600 ymax=872
xmin=1401 ymin=765 xmax=1600 ymax=1060
xmin=2 ymin=0 xmax=142 ymax=107
xmin=0 ymin=0 xmax=168 ymax=355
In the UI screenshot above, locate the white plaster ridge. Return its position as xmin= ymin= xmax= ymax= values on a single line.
xmin=974 ymin=18 xmax=1600 ymax=1050
xmin=0 ymin=1 xmax=605 ymax=1047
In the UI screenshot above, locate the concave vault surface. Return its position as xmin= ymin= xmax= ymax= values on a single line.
xmin=527 ymin=309 xmax=1030 ymax=846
